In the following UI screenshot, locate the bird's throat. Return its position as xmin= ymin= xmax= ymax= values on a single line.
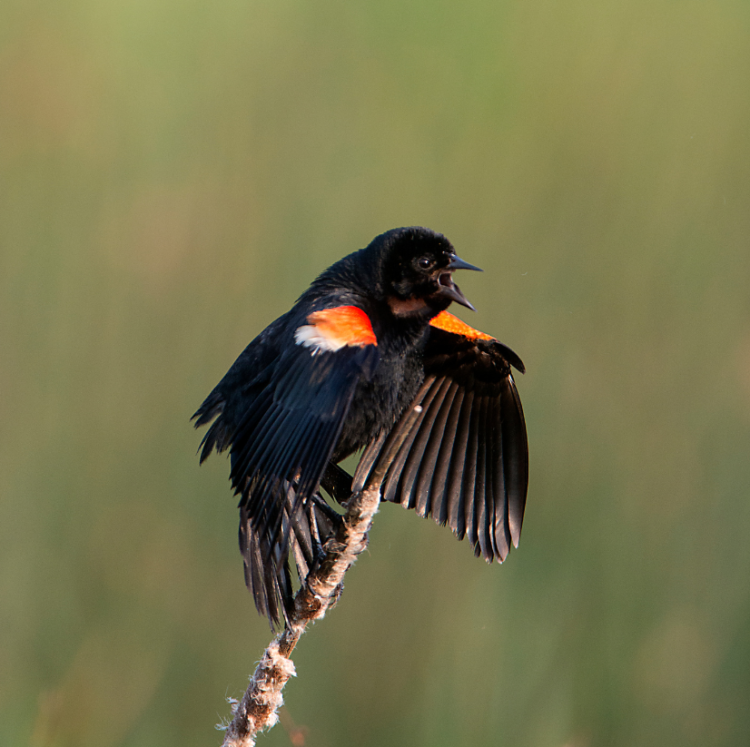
xmin=387 ymin=295 xmax=429 ymax=316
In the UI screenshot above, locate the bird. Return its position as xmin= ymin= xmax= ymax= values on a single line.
xmin=193 ymin=226 xmax=528 ymax=627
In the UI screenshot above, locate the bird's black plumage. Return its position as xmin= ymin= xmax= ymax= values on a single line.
xmin=193 ymin=227 xmax=528 ymax=626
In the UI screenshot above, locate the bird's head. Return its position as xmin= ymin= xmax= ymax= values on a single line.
xmin=375 ymin=227 xmax=482 ymax=317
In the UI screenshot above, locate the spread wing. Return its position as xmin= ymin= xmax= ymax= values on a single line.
xmin=194 ymin=305 xmax=378 ymax=626
xmin=353 ymin=311 xmax=528 ymax=563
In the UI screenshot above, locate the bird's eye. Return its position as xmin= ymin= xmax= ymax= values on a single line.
xmin=418 ymin=256 xmax=433 ymax=270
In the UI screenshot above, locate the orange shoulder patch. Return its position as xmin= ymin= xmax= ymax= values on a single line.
xmin=429 ymin=311 xmax=494 ymax=341
xmin=295 ymin=306 xmax=377 ymax=353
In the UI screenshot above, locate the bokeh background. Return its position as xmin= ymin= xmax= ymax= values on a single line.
xmin=3 ymin=1 xmax=750 ymax=745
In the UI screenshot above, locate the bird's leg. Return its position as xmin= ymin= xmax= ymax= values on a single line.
xmin=320 ymin=462 xmax=353 ymax=505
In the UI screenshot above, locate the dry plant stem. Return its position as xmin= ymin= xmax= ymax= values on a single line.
xmin=221 ymin=405 xmax=423 ymax=747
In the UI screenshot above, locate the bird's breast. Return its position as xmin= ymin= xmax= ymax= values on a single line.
xmin=333 ymin=333 xmax=425 ymax=460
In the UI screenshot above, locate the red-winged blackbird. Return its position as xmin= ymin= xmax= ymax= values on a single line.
xmin=193 ymin=227 xmax=528 ymax=626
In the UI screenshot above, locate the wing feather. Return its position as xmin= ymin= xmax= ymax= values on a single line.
xmin=446 ymin=388 xmax=474 ymax=540
xmin=501 ymin=376 xmax=528 ymax=547
xmin=430 ymin=384 xmax=465 ymax=527
xmin=462 ymin=392 xmax=481 ymax=553
xmin=490 ymin=395 xmax=511 ymax=562
xmin=476 ymin=396 xmax=494 ymax=562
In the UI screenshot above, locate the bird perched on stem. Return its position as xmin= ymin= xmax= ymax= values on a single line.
xmin=193 ymin=227 xmax=528 ymax=627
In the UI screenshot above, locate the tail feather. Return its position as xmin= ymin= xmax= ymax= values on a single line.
xmin=239 ymin=476 xmax=343 ymax=628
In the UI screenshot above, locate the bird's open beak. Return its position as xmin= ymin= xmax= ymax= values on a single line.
xmin=438 ymin=254 xmax=482 ymax=311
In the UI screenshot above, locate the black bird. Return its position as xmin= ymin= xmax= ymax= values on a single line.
xmin=193 ymin=227 xmax=528 ymax=626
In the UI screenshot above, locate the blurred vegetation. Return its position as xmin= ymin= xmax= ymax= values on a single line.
xmin=2 ymin=1 xmax=750 ymax=745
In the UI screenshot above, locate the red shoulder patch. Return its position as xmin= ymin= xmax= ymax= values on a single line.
xmin=295 ymin=306 xmax=377 ymax=353
xmin=429 ymin=311 xmax=494 ymax=341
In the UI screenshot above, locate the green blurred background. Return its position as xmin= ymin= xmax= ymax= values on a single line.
xmin=3 ymin=1 xmax=750 ymax=745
